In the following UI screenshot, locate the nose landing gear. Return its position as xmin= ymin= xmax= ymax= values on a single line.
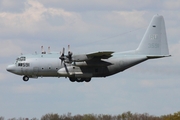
xmin=23 ymin=76 xmax=29 ymax=81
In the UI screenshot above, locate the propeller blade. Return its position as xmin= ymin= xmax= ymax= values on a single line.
xmin=59 ymin=47 xmax=66 ymax=65
xmin=61 ymin=59 xmax=63 ymax=65
xmin=62 ymin=47 xmax=65 ymax=56
xmin=67 ymin=45 xmax=73 ymax=62
xmin=68 ymin=45 xmax=70 ymax=51
xmin=64 ymin=62 xmax=68 ymax=73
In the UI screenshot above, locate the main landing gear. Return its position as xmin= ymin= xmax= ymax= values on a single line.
xmin=69 ymin=77 xmax=91 ymax=82
xmin=23 ymin=75 xmax=29 ymax=81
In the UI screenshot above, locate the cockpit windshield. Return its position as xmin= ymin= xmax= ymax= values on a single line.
xmin=15 ymin=56 xmax=26 ymax=64
xmin=19 ymin=56 xmax=26 ymax=61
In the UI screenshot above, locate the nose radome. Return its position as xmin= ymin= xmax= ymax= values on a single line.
xmin=6 ymin=64 xmax=15 ymax=72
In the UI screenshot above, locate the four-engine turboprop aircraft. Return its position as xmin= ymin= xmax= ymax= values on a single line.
xmin=6 ymin=15 xmax=170 ymax=82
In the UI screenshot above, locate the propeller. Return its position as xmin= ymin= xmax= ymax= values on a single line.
xmin=67 ymin=45 xmax=73 ymax=62
xmin=59 ymin=47 xmax=65 ymax=65
xmin=59 ymin=45 xmax=73 ymax=65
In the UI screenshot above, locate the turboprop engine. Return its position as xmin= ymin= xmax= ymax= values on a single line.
xmin=57 ymin=66 xmax=92 ymax=78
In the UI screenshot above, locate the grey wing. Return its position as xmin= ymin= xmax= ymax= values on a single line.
xmin=72 ymin=51 xmax=114 ymax=62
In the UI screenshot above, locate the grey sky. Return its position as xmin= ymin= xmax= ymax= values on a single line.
xmin=0 ymin=0 xmax=180 ymax=119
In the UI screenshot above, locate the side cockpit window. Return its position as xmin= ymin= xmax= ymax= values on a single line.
xmin=15 ymin=58 xmax=19 ymax=64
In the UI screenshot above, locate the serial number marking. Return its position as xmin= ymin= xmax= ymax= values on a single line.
xmin=18 ymin=63 xmax=30 ymax=67
xmin=148 ymin=43 xmax=159 ymax=48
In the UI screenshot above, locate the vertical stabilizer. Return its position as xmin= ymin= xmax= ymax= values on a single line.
xmin=136 ymin=15 xmax=169 ymax=56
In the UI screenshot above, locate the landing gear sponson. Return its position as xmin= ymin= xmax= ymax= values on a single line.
xmin=69 ymin=77 xmax=91 ymax=82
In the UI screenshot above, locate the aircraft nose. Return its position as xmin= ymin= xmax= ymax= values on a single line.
xmin=6 ymin=64 xmax=16 ymax=73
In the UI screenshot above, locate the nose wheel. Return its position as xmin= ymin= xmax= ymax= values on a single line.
xmin=23 ymin=76 xmax=29 ymax=81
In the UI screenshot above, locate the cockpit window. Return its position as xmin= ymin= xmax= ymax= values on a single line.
xmin=16 ymin=57 xmax=26 ymax=62
xmin=15 ymin=58 xmax=19 ymax=64
xmin=19 ymin=56 xmax=26 ymax=61
xmin=15 ymin=56 xmax=26 ymax=63
xmin=15 ymin=56 xmax=29 ymax=67
xmin=16 ymin=58 xmax=20 ymax=61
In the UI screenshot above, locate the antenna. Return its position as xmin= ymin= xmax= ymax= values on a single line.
xmin=41 ymin=46 xmax=46 ymax=54
xmin=48 ymin=46 xmax=50 ymax=53
xmin=41 ymin=46 xmax=44 ymax=54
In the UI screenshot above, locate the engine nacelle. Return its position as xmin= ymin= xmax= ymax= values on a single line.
xmin=72 ymin=54 xmax=90 ymax=62
xmin=57 ymin=66 xmax=92 ymax=78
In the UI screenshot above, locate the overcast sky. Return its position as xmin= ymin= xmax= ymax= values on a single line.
xmin=1 ymin=0 xmax=180 ymax=119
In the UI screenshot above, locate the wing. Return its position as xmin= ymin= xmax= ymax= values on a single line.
xmin=72 ymin=51 xmax=114 ymax=62
xmin=87 ymin=51 xmax=114 ymax=59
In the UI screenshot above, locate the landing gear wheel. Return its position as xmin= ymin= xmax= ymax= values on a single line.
xmin=23 ymin=76 xmax=29 ymax=81
xmin=76 ymin=78 xmax=84 ymax=82
xmin=69 ymin=77 xmax=76 ymax=82
xmin=69 ymin=77 xmax=91 ymax=82
xmin=85 ymin=78 xmax=91 ymax=82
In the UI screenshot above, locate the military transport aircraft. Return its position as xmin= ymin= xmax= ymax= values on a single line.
xmin=6 ymin=15 xmax=170 ymax=82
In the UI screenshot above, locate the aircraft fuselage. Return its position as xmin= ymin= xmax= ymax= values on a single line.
xmin=6 ymin=53 xmax=148 ymax=82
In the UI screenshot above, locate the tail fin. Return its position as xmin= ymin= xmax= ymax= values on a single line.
xmin=136 ymin=15 xmax=170 ymax=57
